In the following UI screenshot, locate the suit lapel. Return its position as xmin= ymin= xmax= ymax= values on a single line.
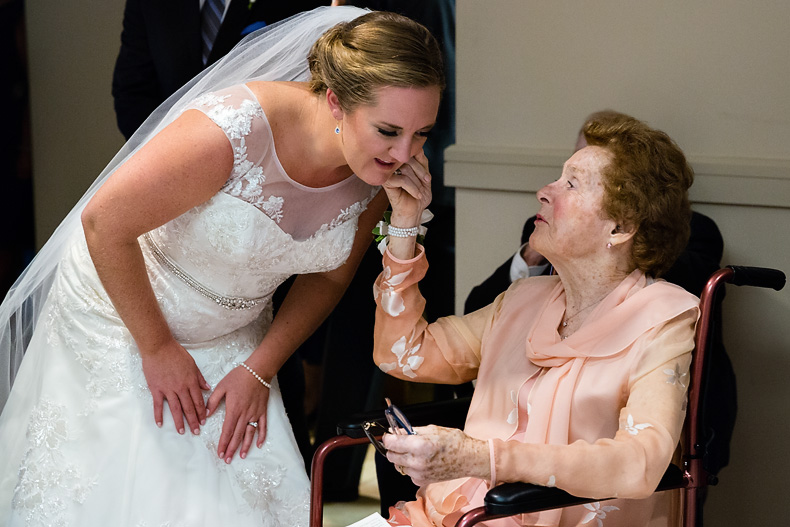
xmin=209 ymin=0 xmax=252 ymax=64
xmin=208 ymin=2 xmax=322 ymax=66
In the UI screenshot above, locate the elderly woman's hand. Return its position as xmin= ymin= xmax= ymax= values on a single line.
xmin=383 ymin=425 xmax=491 ymax=487
xmin=383 ymin=150 xmax=432 ymax=230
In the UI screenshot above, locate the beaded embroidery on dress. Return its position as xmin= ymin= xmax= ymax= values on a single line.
xmin=0 ymin=84 xmax=378 ymax=526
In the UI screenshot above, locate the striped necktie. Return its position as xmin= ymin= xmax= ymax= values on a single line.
xmin=201 ymin=0 xmax=226 ymax=65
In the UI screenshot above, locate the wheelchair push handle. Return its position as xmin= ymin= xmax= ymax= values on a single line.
xmin=725 ymin=265 xmax=785 ymax=291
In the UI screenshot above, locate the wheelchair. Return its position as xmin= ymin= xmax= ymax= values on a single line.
xmin=309 ymin=265 xmax=785 ymax=527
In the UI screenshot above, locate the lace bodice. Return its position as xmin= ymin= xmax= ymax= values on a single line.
xmin=140 ymin=84 xmax=378 ymax=342
xmin=189 ymin=84 xmax=376 ymax=240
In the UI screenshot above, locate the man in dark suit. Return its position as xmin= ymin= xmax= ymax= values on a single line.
xmin=112 ymin=0 xmax=322 ymax=140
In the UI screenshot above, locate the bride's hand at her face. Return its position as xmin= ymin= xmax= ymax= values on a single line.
xmin=383 ymin=150 xmax=432 ymax=228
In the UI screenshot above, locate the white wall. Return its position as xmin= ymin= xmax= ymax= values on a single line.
xmin=450 ymin=1 xmax=790 ymax=524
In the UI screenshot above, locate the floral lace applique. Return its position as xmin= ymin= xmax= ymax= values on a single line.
xmin=663 ymin=362 xmax=688 ymax=389
xmin=314 ymin=201 xmax=369 ymax=236
xmin=204 ymin=98 xmax=262 ymax=140
xmin=12 ymin=399 xmax=97 ymax=527
xmin=581 ymin=502 xmax=620 ymax=527
xmin=234 ymin=459 xmax=309 ymax=525
xmin=260 ymin=195 xmax=285 ymax=224
xmin=192 ymin=92 xmax=231 ymax=109
xmin=225 ymin=137 xmax=266 ymax=190
xmin=207 ymin=98 xmax=289 ymax=225
xmin=379 ymin=328 xmax=424 ymax=378
xmin=374 ymin=265 xmax=413 ymax=317
xmin=623 ymin=414 xmax=653 ymax=436
xmin=45 ymin=264 xmax=145 ymax=416
xmin=196 ymin=403 xmax=309 ymax=525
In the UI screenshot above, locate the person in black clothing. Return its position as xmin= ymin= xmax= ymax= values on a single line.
xmin=0 ymin=0 xmax=35 ymax=298
xmin=112 ymin=0 xmax=323 ymax=140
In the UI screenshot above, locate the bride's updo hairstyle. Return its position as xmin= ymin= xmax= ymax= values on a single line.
xmin=308 ymin=11 xmax=445 ymax=112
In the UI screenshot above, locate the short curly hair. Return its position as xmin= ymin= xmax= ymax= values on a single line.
xmin=307 ymin=11 xmax=445 ymax=112
xmin=582 ymin=111 xmax=694 ymax=277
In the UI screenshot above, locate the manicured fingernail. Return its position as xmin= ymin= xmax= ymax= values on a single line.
xmin=225 ymin=456 xmax=232 ymax=464
xmin=178 ymin=428 xmax=185 ymax=435
xmin=200 ymin=419 xmax=206 ymax=425
xmin=192 ymin=428 xmax=200 ymax=435
xmin=241 ymin=452 xmax=246 ymax=459
xmin=156 ymin=422 xmax=162 ymax=428
xmin=219 ymin=451 xmax=225 ymax=459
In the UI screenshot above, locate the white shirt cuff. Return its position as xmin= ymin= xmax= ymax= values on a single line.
xmin=509 ymin=244 xmax=549 ymax=282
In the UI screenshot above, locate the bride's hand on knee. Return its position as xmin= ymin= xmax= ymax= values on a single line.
xmin=208 ymin=366 xmax=270 ymax=463
xmin=141 ymin=340 xmax=210 ymax=436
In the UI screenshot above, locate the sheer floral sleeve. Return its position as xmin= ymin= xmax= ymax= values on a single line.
xmin=373 ymin=246 xmax=497 ymax=385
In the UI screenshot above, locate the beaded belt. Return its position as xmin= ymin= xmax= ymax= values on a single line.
xmin=143 ymin=232 xmax=270 ymax=310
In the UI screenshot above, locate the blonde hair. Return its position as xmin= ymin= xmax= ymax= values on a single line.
xmin=582 ymin=112 xmax=694 ymax=277
xmin=308 ymin=11 xmax=445 ymax=112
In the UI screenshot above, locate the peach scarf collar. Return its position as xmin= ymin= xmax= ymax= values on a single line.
xmin=433 ymin=270 xmax=696 ymax=527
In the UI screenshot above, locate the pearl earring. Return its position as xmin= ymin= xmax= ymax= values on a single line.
xmin=334 ymin=125 xmax=340 ymax=135
xmin=606 ymin=242 xmax=613 ymax=249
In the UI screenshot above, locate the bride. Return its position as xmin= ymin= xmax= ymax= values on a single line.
xmin=0 ymin=7 xmax=444 ymax=526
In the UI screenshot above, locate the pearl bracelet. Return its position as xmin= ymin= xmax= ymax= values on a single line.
xmin=387 ymin=225 xmax=419 ymax=238
xmin=239 ymin=361 xmax=271 ymax=389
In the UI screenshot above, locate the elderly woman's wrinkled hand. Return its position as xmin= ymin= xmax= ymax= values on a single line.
xmin=383 ymin=150 xmax=432 ymax=229
xmin=383 ymin=425 xmax=491 ymax=486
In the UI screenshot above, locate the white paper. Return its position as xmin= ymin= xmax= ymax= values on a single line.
xmin=345 ymin=512 xmax=392 ymax=527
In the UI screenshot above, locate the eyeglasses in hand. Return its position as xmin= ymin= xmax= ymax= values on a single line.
xmin=363 ymin=397 xmax=414 ymax=456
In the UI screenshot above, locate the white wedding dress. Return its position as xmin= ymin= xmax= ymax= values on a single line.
xmin=0 ymin=84 xmax=378 ymax=526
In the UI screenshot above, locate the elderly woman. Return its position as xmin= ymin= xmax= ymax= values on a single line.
xmin=374 ymin=115 xmax=699 ymax=527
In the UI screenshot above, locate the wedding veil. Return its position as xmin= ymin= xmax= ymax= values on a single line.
xmin=0 ymin=6 xmax=369 ymax=410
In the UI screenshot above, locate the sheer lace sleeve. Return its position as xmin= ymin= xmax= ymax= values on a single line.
xmin=184 ymin=85 xmax=271 ymax=203
xmin=183 ymin=84 xmax=378 ymax=241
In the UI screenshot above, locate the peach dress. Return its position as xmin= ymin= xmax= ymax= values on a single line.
xmin=373 ymin=247 xmax=699 ymax=527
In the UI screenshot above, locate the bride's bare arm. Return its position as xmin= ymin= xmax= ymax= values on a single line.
xmin=209 ymin=190 xmax=388 ymax=462
xmin=81 ymin=110 xmax=233 ymax=435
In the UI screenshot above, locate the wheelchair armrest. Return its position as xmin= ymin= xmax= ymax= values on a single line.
xmin=337 ymin=396 xmax=473 ymax=439
xmin=484 ymin=463 xmax=686 ymax=516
